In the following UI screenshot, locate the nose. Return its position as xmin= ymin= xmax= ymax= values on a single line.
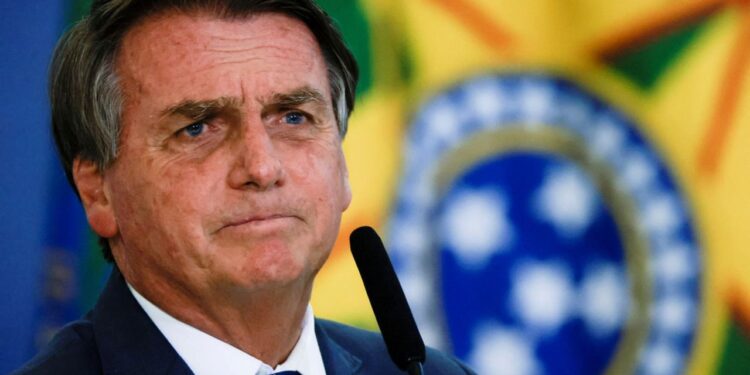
xmin=228 ymin=122 xmax=285 ymax=191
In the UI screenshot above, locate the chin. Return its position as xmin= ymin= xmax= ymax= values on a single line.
xmin=225 ymin=248 xmax=309 ymax=286
xmin=209 ymin=232 xmax=328 ymax=289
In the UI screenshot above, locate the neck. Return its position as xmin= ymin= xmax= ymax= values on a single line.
xmin=122 ymin=265 xmax=314 ymax=367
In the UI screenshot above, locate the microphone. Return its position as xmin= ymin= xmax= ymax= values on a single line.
xmin=349 ymin=226 xmax=426 ymax=375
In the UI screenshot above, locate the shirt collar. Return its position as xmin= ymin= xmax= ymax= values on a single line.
xmin=128 ymin=284 xmax=326 ymax=375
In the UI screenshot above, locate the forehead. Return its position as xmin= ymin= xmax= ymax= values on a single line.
xmin=115 ymin=11 xmax=329 ymax=108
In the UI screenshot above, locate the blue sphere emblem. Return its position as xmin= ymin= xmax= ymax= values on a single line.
xmin=388 ymin=74 xmax=701 ymax=375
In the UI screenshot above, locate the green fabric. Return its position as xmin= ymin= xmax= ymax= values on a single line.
xmin=609 ymin=18 xmax=709 ymax=91
xmin=80 ymin=232 xmax=110 ymax=312
xmin=68 ymin=0 xmax=92 ymax=23
xmin=315 ymin=0 xmax=373 ymax=95
xmin=717 ymin=318 xmax=750 ymax=374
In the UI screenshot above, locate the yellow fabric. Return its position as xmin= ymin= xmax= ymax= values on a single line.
xmin=312 ymin=2 xmax=750 ymax=373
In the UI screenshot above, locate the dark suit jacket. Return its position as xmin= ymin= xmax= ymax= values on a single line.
xmin=13 ymin=268 xmax=474 ymax=374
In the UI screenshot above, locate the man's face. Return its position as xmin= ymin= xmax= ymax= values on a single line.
xmin=95 ymin=12 xmax=351 ymax=296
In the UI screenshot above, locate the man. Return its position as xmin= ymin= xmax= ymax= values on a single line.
xmin=14 ymin=0 xmax=474 ymax=374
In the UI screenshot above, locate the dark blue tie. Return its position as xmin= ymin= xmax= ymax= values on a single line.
xmin=272 ymin=372 xmax=301 ymax=375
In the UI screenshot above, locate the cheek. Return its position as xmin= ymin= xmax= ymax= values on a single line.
xmin=291 ymin=147 xmax=349 ymax=208
xmin=110 ymin=158 xmax=219 ymax=246
xmin=300 ymin=152 xmax=349 ymax=243
xmin=154 ymin=164 xmax=225 ymax=232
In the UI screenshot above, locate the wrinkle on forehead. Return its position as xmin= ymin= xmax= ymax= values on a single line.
xmin=122 ymin=11 xmax=319 ymax=56
xmin=115 ymin=11 xmax=329 ymax=111
xmin=204 ymin=19 xmax=316 ymax=50
xmin=205 ymin=45 xmax=315 ymax=75
xmin=120 ymin=12 xmax=319 ymax=67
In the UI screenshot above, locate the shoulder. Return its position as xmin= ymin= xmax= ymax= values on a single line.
xmin=11 ymin=317 xmax=102 ymax=375
xmin=315 ymin=319 xmax=475 ymax=375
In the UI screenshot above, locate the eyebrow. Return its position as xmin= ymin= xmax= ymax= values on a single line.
xmin=160 ymin=96 xmax=242 ymax=120
xmin=264 ymin=86 xmax=326 ymax=108
xmin=159 ymin=86 xmax=327 ymax=120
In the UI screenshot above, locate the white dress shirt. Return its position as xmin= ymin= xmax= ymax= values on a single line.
xmin=128 ymin=284 xmax=326 ymax=375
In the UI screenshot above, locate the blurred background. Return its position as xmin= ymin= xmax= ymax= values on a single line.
xmin=2 ymin=0 xmax=750 ymax=374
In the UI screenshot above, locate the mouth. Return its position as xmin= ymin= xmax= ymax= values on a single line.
xmin=217 ymin=214 xmax=300 ymax=234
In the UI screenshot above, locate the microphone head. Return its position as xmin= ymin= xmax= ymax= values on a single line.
xmin=349 ymin=226 xmax=426 ymax=370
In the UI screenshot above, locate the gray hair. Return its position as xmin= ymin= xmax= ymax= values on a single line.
xmin=50 ymin=0 xmax=359 ymax=260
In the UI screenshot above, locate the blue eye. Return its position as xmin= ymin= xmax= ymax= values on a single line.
xmin=183 ymin=122 xmax=205 ymax=137
xmin=283 ymin=112 xmax=306 ymax=125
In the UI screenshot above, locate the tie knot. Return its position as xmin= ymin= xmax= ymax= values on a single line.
xmin=272 ymin=372 xmax=301 ymax=375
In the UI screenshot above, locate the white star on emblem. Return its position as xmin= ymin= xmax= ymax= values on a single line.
xmin=621 ymin=149 xmax=656 ymax=194
xmin=642 ymin=342 xmax=679 ymax=375
xmin=641 ymin=193 xmax=682 ymax=238
xmin=511 ymin=261 xmax=574 ymax=335
xmin=425 ymin=100 xmax=460 ymax=146
xmin=559 ymin=95 xmax=592 ymax=130
xmin=590 ymin=115 xmax=625 ymax=161
xmin=534 ymin=166 xmax=598 ymax=237
xmin=467 ymin=81 xmax=507 ymax=126
xmin=390 ymin=216 xmax=428 ymax=255
xmin=418 ymin=324 xmax=443 ymax=350
xmin=402 ymin=171 xmax=436 ymax=209
xmin=652 ymin=242 xmax=696 ymax=285
xmin=440 ymin=188 xmax=514 ymax=268
xmin=654 ymin=295 xmax=694 ymax=335
xmin=578 ymin=263 xmax=629 ymax=338
xmin=398 ymin=269 xmax=429 ymax=310
xmin=469 ymin=324 xmax=540 ymax=375
xmin=519 ymin=79 xmax=554 ymax=125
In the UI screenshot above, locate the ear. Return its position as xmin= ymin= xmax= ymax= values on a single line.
xmin=72 ymin=158 xmax=118 ymax=238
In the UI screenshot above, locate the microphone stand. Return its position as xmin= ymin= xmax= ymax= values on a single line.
xmin=407 ymin=361 xmax=424 ymax=375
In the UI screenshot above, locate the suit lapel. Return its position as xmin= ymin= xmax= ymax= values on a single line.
xmin=315 ymin=320 xmax=363 ymax=375
xmin=91 ymin=267 xmax=193 ymax=375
